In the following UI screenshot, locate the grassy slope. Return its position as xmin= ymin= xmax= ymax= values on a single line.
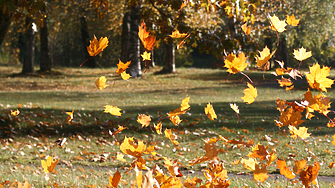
xmin=0 ymin=65 xmax=335 ymax=187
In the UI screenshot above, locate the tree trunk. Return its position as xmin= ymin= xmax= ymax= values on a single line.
xmin=157 ymin=38 xmax=175 ymax=74
xmin=39 ymin=15 xmax=52 ymax=72
xmin=22 ymin=17 xmax=35 ymax=74
xmin=120 ymin=11 xmax=130 ymax=63
xmin=80 ymin=16 xmax=96 ymax=68
xmin=276 ymin=36 xmax=288 ymax=68
xmin=0 ymin=10 xmax=12 ymax=47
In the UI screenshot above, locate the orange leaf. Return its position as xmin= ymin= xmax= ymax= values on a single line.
xmin=95 ymin=76 xmax=108 ymax=90
xmin=332 ymin=135 xmax=335 ymax=146
xmin=275 ymin=107 xmax=305 ymax=127
xmin=163 ymin=157 xmax=183 ymax=177
xmin=270 ymin=14 xmax=287 ymax=32
xmin=170 ymin=115 xmax=182 ymax=125
xmin=87 ymin=35 xmax=109 ymax=56
xmin=138 ymin=21 xmax=157 ymax=51
xmin=183 ymin=176 xmax=202 ymax=188
xmin=306 ymin=63 xmax=334 ymax=92
xmin=224 ymin=52 xmax=248 ymax=74
xmin=277 ymin=77 xmax=293 ymax=87
xmin=66 ymin=110 xmax=74 ymax=123
xmin=109 ymin=170 xmax=121 ymax=188
xmin=241 ymin=82 xmax=258 ymax=104
xmin=104 ymin=105 xmax=122 ymax=116
xmin=293 ymin=47 xmax=312 ymax=61
xmin=255 ymin=46 xmax=276 ymax=68
xmin=110 ymin=125 xmax=127 ymax=136
xmin=286 ymin=14 xmax=300 ymax=26
xmin=167 ymin=96 xmax=190 ymax=117
xmin=116 ymin=59 xmax=131 ymax=74
xmin=293 ymin=159 xmax=307 ymax=175
xmin=11 ymin=109 xmax=20 ymax=116
xmin=204 ymin=103 xmax=217 ymax=121
xmin=276 ymin=159 xmax=296 ymax=179
xmin=247 ymin=143 xmax=268 ymax=161
xmin=299 ymin=161 xmax=320 ymax=187
xmin=169 ymin=30 xmax=188 ymax=38
xmin=137 ymin=114 xmax=151 ymax=127
xmin=41 ymin=156 xmax=59 ymax=173
xmin=253 ymin=164 xmax=269 ymax=182
xmin=18 ymin=181 xmax=31 ymax=188
xmin=241 ymin=23 xmax=251 ymax=35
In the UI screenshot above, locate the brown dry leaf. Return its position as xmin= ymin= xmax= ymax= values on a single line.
xmin=255 ymin=46 xmax=276 ymax=68
xmin=95 ymin=76 xmax=108 ymax=90
xmin=270 ymin=14 xmax=287 ymax=32
xmin=293 ymin=159 xmax=307 ymax=174
xmin=109 ymin=170 xmax=121 ymax=188
xmin=120 ymin=136 xmax=146 ymax=158
xmin=286 ymin=14 xmax=300 ymax=26
xmin=104 ymin=105 xmax=122 ymax=116
xmin=299 ymin=161 xmax=320 ymax=187
xmin=41 ymin=156 xmax=59 ymax=173
xmin=137 ymin=114 xmax=151 ymax=127
xmin=204 ymin=103 xmax=217 ymax=121
xmin=241 ymin=22 xmax=251 ymax=35
xmin=276 ymin=159 xmax=296 ymax=179
xmin=87 ymin=35 xmax=109 ymax=56
xmin=189 ymin=138 xmax=220 ymax=166
xmin=247 ymin=143 xmax=268 ymax=161
xmin=224 ymin=52 xmax=248 ymax=74
xmin=241 ymin=82 xmax=258 ymax=104
xmin=306 ymin=62 xmax=334 ymax=92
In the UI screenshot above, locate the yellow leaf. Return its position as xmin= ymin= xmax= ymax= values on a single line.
xmin=204 ymin=103 xmax=217 ymax=121
xmin=41 ymin=156 xmax=59 ymax=173
xmin=241 ymin=158 xmax=257 ymax=171
xmin=116 ymin=152 xmax=127 ymax=162
xmin=293 ymin=47 xmax=312 ymax=61
xmin=276 ymin=159 xmax=296 ymax=179
xmin=104 ymin=105 xmax=122 ymax=116
xmin=110 ymin=125 xmax=127 ymax=136
xmin=120 ymin=136 xmax=146 ymax=158
xmin=224 ymin=52 xmax=248 ymax=74
xmin=109 ymin=170 xmax=121 ymax=188
xmin=121 ymin=71 xmax=131 ymax=80
xmin=241 ymin=22 xmax=251 ymax=35
xmin=286 ymin=14 xmax=300 ymax=26
xmin=253 ymin=164 xmax=269 ymax=182
xmin=87 ymin=35 xmax=109 ymax=56
xmin=116 ymin=59 xmax=131 ymax=74
xmin=18 ymin=181 xmax=31 ymax=188
xmin=137 ymin=114 xmax=151 ymax=127
xmin=241 ymin=82 xmax=258 ymax=104
xmin=154 ymin=122 xmax=162 ymax=134
xmin=277 ymin=77 xmax=293 ymax=87
xmin=305 ymin=63 xmax=334 ymax=92
xmin=288 ymin=125 xmax=311 ymax=140
xmin=230 ymin=103 xmax=239 ymax=114
xmin=270 ymin=14 xmax=287 ymax=32
xmin=164 ymin=128 xmax=179 ymax=145
xmin=170 ymin=115 xmax=182 ymax=125
xmin=95 ymin=76 xmax=108 ymax=90
xmin=169 ymin=30 xmax=188 ymax=38
xmin=141 ymin=51 xmax=151 ymax=61
xmin=66 ymin=110 xmax=74 ymax=123
xmin=11 ymin=109 xmax=20 ymax=116
xmin=167 ymin=96 xmax=190 ymax=117
xmin=255 ymin=46 xmax=276 ymax=68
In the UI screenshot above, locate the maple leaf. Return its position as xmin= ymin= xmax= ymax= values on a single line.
xmin=137 ymin=114 xmax=151 ymax=127
xmin=164 ymin=128 xmax=179 ymax=145
xmin=161 ymin=177 xmax=183 ymax=188
xmin=110 ymin=125 xmax=127 ymax=136
xmin=104 ymin=105 xmax=122 ymax=116
xmin=270 ymin=14 xmax=287 ymax=32
xmin=41 ymin=156 xmax=59 ymax=173
xmin=95 ymin=76 xmax=108 ymax=90
xmin=277 ymin=77 xmax=293 ymax=87
xmin=121 ymin=71 xmax=131 ymax=80
xmin=230 ymin=103 xmax=239 ymax=114
xmin=109 ymin=170 xmax=121 ymax=188
xmin=18 ymin=181 xmax=31 ymax=188
xmin=10 ymin=109 xmax=20 ymax=116
xmin=87 ymin=35 xmax=109 ymax=56
xmin=306 ymin=63 xmax=334 ymax=92
xmin=204 ymin=103 xmax=217 ymax=121
xmin=66 ymin=110 xmax=74 ymax=123
xmin=169 ymin=30 xmax=188 ymax=38
xmin=183 ymin=176 xmax=202 ymax=188
xmin=241 ymin=82 xmax=258 ymax=104
xmin=253 ymin=164 xmax=269 ymax=182
xmin=138 ymin=21 xmax=157 ymax=51
xmin=189 ymin=138 xmax=221 ymax=166
xmin=293 ymin=159 xmax=307 ymax=174
xmin=224 ymin=52 xmax=248 ymax=74
xmin=275 ymin=107 xmax=305 ymax=127
xmin=154 ymin=122 xmax=162 ymax=134
xmin=120 ymin=136 xmax=146 ymax=158
xmin=167 ymin=96 xmax=190 ymax=117
xmin=286 ymin=14 xmax=300 ymax=26
xmin=163 ymin=157 xmax=183 ymax=177
xmin=116 ymin=152 xmax=126 ymax=162
xmin=241 ymin=158 xmax=257 ymax=171
xmin=247 ymin=143 xmax=268 ymax=161
xmin=299 ymin=161 xmax=320 ymax=187
xmin=241 ymin=22 xmax=251 ymax=35
xmin=170 ymin=115 xmax=182 ymax=125
xmin=116 ymin=59 xmax=131 ymax=74
xmin=276 ymin=159 xmax=296 ymax=179
xmin=293 ymin=47 xmax=312 ymax=61
xmin=255 ymin=46 xmax=276 ymax=68
xmin=289 ymin=125 xmax=311 ymax=140
xmin=141 ymin=51 xmax=151 ymax=61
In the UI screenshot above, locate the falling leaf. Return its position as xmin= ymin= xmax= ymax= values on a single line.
xmin=241 ymin=158 xmax=257 ymax=171
xmin=154 ymin=122 xmax=162 ymax=134
xmin=163 ymin=157 xmax=183 ymax=177
xmin=299 ymin=161 xmax=320 ymax=187
xmin=116 ymin=59 xmax=131 ymax=74
xmin=95 ymin=76 xmax=108 ymax=90
xmin=204 ymin=103 xmax=217 ymax=121
xmin=332 ymin=135 xmax=335 ymax=146
xmin=286 ymin=14 xmax=300 ymax=26
xmin=116 ymin=152 xmax=127 ymax=162
xmin=224 ymin=52 xmax=248 ymax=74
xmin=55 ymin=138 xmax=67 ymax=147
xmin=288 ymin=125 xmax=311 ymax=140
xmin=277 ymin=159 xmax=296 ymax=179
xmin=305 ymin=63 xmax=334 ymax=92
xmin=189 ymin=138 xmax=220 ymax=166
xmin=170 ymin=115 xmax=182 ymax=125
xmin=121 ymin=71 xmax=131 ymax=80
xmin=253 ymin=164 xmax=269 ymax=182
xmin=275 ymin=107 xmax=305 ymax=127
xmin=120 ymin=136 xmax=146 ymax=158
xmin=138 ymin=21 xmax=157 ymax=51
xmin=141 ymin=51 xmax=151 ymax=61
xmin=247 ymin=143 xmax=268 ymax=161
xmin=18 ymin=181 xmax=31 ymax=188
xmin=164 ymin=128 xmax=179 ymax=145
xmin=270 ymin=14 xmax=287 ymax=32
xmin=104 ymin=105 xmax=122 ymax=116
xmin=110 ymin=125 xmax=127 ymax=136
xmin=241 ymin=23 xmax=251 ymax=35
xmin=41 ymin=156 xmax=59 ymax=173
xmin=293 ymin=159 xmax=307 ymax=174
xmin=109 ymin=170 xmax=121 ymax=188
xmin=241 ymin=82 xmax=258 ymax=104
xmin=167 ymin=96 xmax=190 ymax=117
xmin=183 ymin=176 xmax=202 ymax=188
xmin=230 ymin=103 xmax=239 ymax=114
xmin=293 ymin=47 xmax=312 ymax=61
xmin=137 ymin=114 xmax=151 ymax=127
xmin=169 ymin=30 xmax=188 ymax=38
xmin=277 ymin=77 xmax=293 ymax=87
xmin=255 ymin=46 xmax=276 ymax=68
xmin=11 ymin=109 xmax=20 ymax=116
xmin=87 ymin=35 xmax=109 ymax=56
xmin=66 ymin=110 xmax=74 ymax=123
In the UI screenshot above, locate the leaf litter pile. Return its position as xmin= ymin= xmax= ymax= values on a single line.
xmin=1 ymin=11 xmax=335 ymax=188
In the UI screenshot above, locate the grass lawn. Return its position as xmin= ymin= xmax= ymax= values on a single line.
xmin=1 ymin=65 xmax=335 ymax=187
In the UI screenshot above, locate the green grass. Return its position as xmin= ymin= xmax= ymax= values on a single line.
xmin=1 ymin=65 xmax=335 ymax=187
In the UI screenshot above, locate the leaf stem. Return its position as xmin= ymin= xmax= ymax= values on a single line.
xmin=240 ymin=71 xmax=253 ymax=83
xmin=80 ymin=56 xmax=94 ymax=67
xmin=297 ymin=61 xmax=302 ymax=71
